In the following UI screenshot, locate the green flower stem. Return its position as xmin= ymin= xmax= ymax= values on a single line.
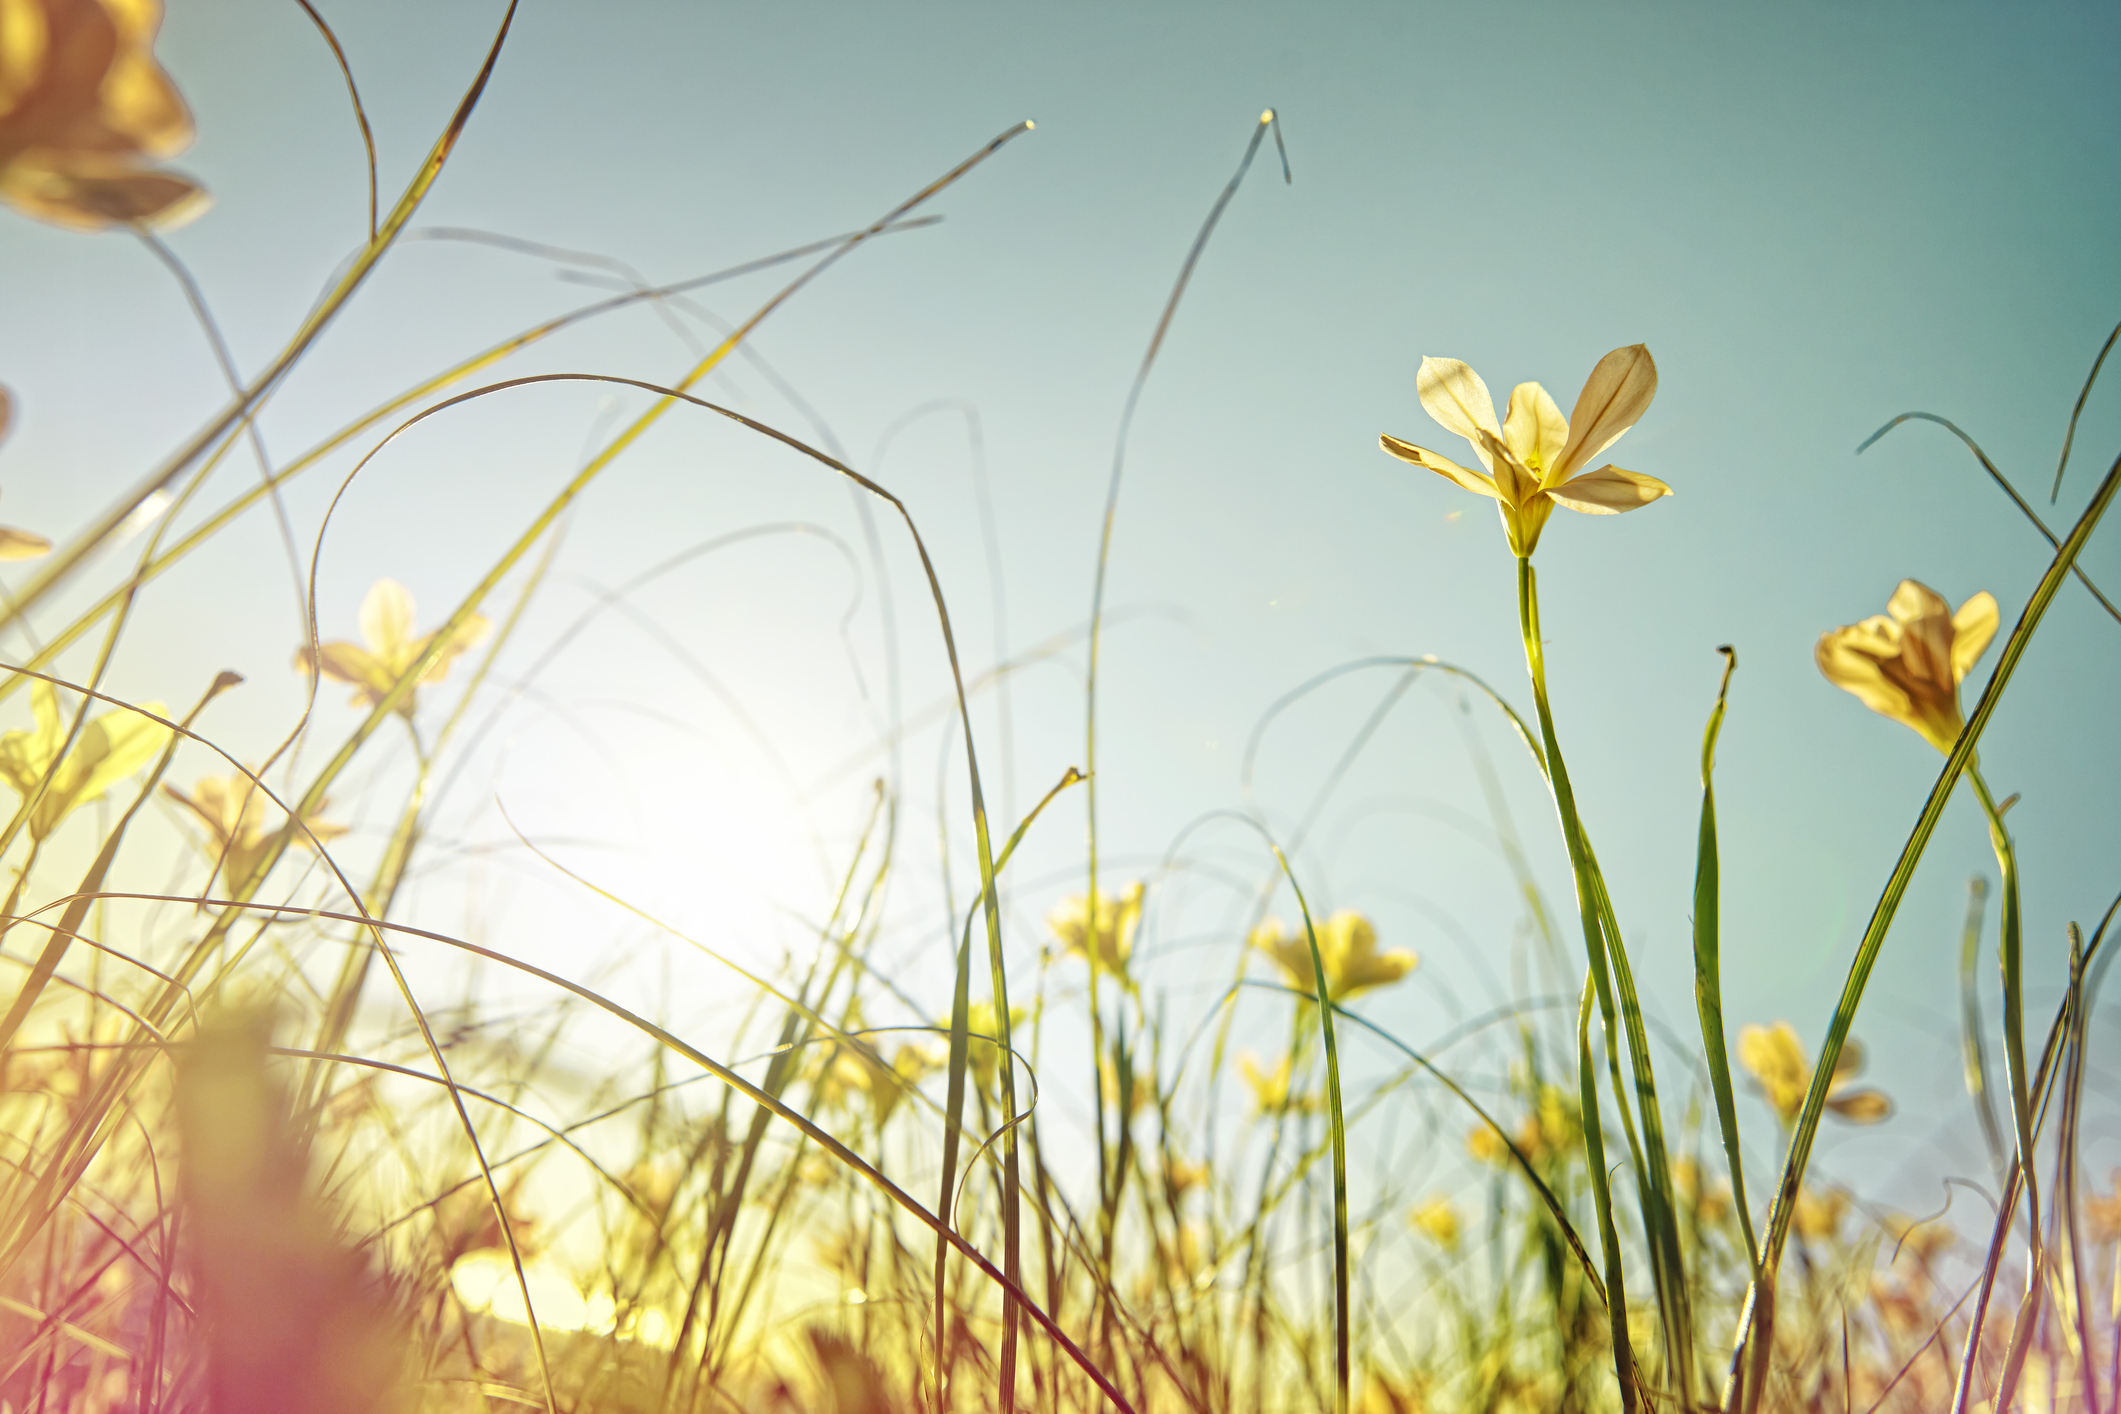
xmin=1516 ymin=555 xmax=1693 ymax=1408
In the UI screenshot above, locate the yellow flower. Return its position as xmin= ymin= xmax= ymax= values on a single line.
xmin=1252 ymin=909 xmax=1415 ymax=1004
xmin=0 ymin=0 xmax=208 ymax=230
xmin=1410 ymin=1195 xmax=1461 ymax=1250
xmin=1048 ymin=881 xmax=1143 ymax=983
xmin=1380 ymin=345 xmax=1669 ymax=558
xmin=1816 ymin=579 xmax=1999 ymax=754
xmin=0 ymin=680 xmax=169 ymax=839
xmin=296 ymin=579 xmax=490 ymax=719
xmin=0 ymin=388 xmax=51 ymax=560
xmin=819 ymin=1038 xmax=938 ymax=1127
xmin=1238 ymin=1049 xmax=1314 ymax=1115
xmin=1737 ymin=1021 xmax=1891 ymax=1129
xmin=1466 ymin=1123 xmax=1510 ymax=1167
xmin=2084 ymin=1170 xmax=2121 ymax=1246
xmin=1793 ymin=1185 xmax=1851 ymax=1242
xmin=163 ymin=769 xmax=346 ymax=887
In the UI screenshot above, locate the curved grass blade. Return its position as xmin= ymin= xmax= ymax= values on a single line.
xmin=2051 ymin=317 xmax=2121 ymax=503
xmin=1958 ymin=875 xmax=2008 ymax=1177
xmin=1691 ymin=646 xmax=1759 ymax=1271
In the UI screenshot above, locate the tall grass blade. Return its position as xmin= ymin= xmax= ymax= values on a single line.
xmin=1958 ymin=875 xmax=2008 ymax=1176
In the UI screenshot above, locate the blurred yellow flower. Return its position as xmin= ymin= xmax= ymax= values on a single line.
xmin=1048 ymin=880 xmax=1143 ymax=983
xmin=1793 ymin=1185 xmax=1851 ymax=1242
xmin=1238 ymin=1049 xmax=1314 ymax=1116
xmin=1380 ymin=345 xmax=1668 ymax=558
xmin=1466 ymin=1122 xmax=1510 ymax=1167
xmin=1737 ymin=1021 xmax=1890 ymax=1128
xmin=0 ymin=0 xmax=208 ymax=230
xmin=2084 ymin=1170 xmax=2121 ymax=1245
xmin=164 ymin=769 xmax=346 ymax=887
xmin=0 ymin=680 xmax=168 ymax=839
xmin=1817 ymin=580 xmax=1999 ymax=754
xmin=0 ymin=388 xmax=51 ymax=561
xmin=297 ymin=579 xmax=490 ymax=719
xmin=819 ymin=1038 xmax=937 ymax=1127
xmin=1251 ymin=909 xmax=1414 ymax=1004
xmin=1409 ymin=1195 xmax=1461 ymax=1250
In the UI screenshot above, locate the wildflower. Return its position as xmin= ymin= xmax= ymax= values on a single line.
xmin=1466 ymin=1122 xmax=1510 ymax=1167
xmin=1238 ymin=1049 xmax=1314 ymax=1116
xmin=164 ymin=769 xmax=346 ymax=887
xmin=0 ymin=388 xmax=52 ymax=561
xmin=1251 ymin=909 xmax=1415 ymax=1004
xmin=1409 ymin=1195 xmax=1461 ymax=1250
xmin=1379 ymin=345 xmax=1668 ymax=558
xmin=1048 ymin=880 xmax=1143 ymax=984
xmin=1737 ymin=1021 xmax=1890 ymax=1128
xmin=820 ymin=1038 xmax=937 ymax=1127
xmin=0 ymin=0 xmax=208 ymax=230
xmin=296 ymin=579 xmax=490 ymax=718
xmin=0 ymin=680 xmax=169 ymax=839
xmin=2084 ymin=1169 xmax=2121 ymax=1245
xmin=1817 ymin=580 xmax=2000 ymax=754
xmin=1792 ymin=1185 xmax=1851 ymax=1241
xmin=1884 ymin=1213 xmax=1954 ymax=1267
xmin=1672 ymin=1157 xmax=1733 ymax=1222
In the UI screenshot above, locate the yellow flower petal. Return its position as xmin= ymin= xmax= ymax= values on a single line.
xmin=360 ymin=579 xmax=418 ymax=663
xmin=412 ymin=612 xmax=492 ymax=686
xmin=1503 ymin=382 xmax=1568 ymax=476
xmin=1415 ymin=357 xmax=1501 ymax=470
xmin=1815 ymin=619 xmax=1912 ymax=723
xmin=1544 ymin=465 xmax=1672 ymax=515
xmin=1378 ymin=434 xmax=1500 ymax=500
xmin=1554 ymin=344 xmax=1657 ymax=482
xmin=1470 ymin=429 xmax=1541 ymax=506
xmin=1949 ymin=590 xmax=2000 ymax=683
xmin=0 ymin=525 xmax=51 ymax=560
xmin=1825 ymin=1088 xmax=1892 ymax=1124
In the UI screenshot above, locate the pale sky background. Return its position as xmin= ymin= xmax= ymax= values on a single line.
xmin=3 ymin=0 xmax=2119 ymax=1258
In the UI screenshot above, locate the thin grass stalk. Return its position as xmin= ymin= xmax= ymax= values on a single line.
xmin=2055 ymin=925 xmax=2098 ymax=1412
xmin=1691 ymin=646 xmax=1760 ymax=1275
xmin=1515 ymin=555 xmax=1686 ymax=1405
xmin=1730 ymin=441 xmax=2121 ymax=1413
xmin=1576 ymin=976 xmax=1637 ymax=1411
xmin=1968 ymin=766 xmax=2043 ymax=1290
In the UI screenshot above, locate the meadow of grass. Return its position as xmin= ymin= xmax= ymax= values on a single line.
xmin=1 ymin=5 xmax=2119 ymax=1412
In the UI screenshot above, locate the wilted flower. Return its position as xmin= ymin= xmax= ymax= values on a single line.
xmin=164 ymin=769 xmax=346 ymax=887
xmin=0 ymin=389 xmax=52 ymax=561
xmin=0 ymin=0 xmax=208 ymax=231
xmin=1252 ymin=909 xmax=1415 ymax=1004
xmin=296 ymin=579 xmax=490 ymax=718
xmin=1737 ymin=1021 xmax=1891 ymax=1128
xmin=1410 ymin=1195 xmax=1461 ymax=1250
xmin=1817 ymin=580 xmax=1999 ymax=754
xmin=1048 ymin=880 xmax=1143 ymax=983
xmin=0 ymin=679 xmax=168 ymax=839
xmin=1380 ymin=345 xmax=1668 ymax=558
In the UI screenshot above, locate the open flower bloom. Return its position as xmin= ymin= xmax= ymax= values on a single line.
xmin=0 ymin=680 xmax=169 ymax=839
xmin=1251 ymin=909 xmax=1415 ymax=1004
xmin=1048 ymin=881 xmax=1144 ymax=984
xmin=164 ymin=769 xmax=346 ymax=887
xmin=0 ymin=0 xmax=208 ymax=230
xmin=1737 ymin=1020 xmax=1890 ymax=1128
xmin=1816 ymin=579 xmax=1999 ymax=754
xmin=297 ymin=579 xmax=491 ymax=719
xmin=0 ymin=389 xmax=53 ymax=560
xmin=1237 ymin=1049 xmax=1314 ymax=1115
xmin=1380 ymin=344 xmax=1669 ymax=557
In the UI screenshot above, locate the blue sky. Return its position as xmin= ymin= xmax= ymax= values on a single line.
xmin=3 ymin=0 xmax=2118 ymax=1220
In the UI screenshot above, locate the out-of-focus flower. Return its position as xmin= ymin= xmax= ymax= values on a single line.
xmin=1793 ymin=1185 xmax=1851 ymax=1242
xmin=1252 ymin=909 xmax=1415 ymax=1004
xmin=1048 ymin=881 xmax=1143 ymax=985
xmin=1238 ymin=1049 xmax=1314 ymax=1116
xmin=819 ymin=1037 xmax=938 ymax=1128
xmin=1737 ymin=1021 xmax=1890 ymax=1128
xmin=0 ymin=388 xmax=52 ymax=560
xmin=1163 ymin=1155 xmax=1207 ymax=1202
xmin=2084 ymin=1169 xmax=2121 ymax=1245
xmin=164 ymin=768 xmax=346 ymax=887
xmin=296 ymin=579 xmax=490 ymax=718
xmin=1671 ymin=1157 xmax=1733 ymax=1223
xmin=1467 ymin=1122 xmax=1510 ymax=1167
xmin=1817 ymin=580 xmax=1999 ymax=755
xmin=951 ymin=1002 xmax=1024 ymax=1092
xmin=0 ymin=679 xmax=168 ymax=839
xmin=1380 ymin=345 xmax=1668 ymax=558
xmin=1410 ymin=1195 xmax=1461 ymax=1250
xmin=1358 ymin=1369 xmax=1430 ymax=1414
xmin=0 ymin=0 xmax=208 ymax=231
